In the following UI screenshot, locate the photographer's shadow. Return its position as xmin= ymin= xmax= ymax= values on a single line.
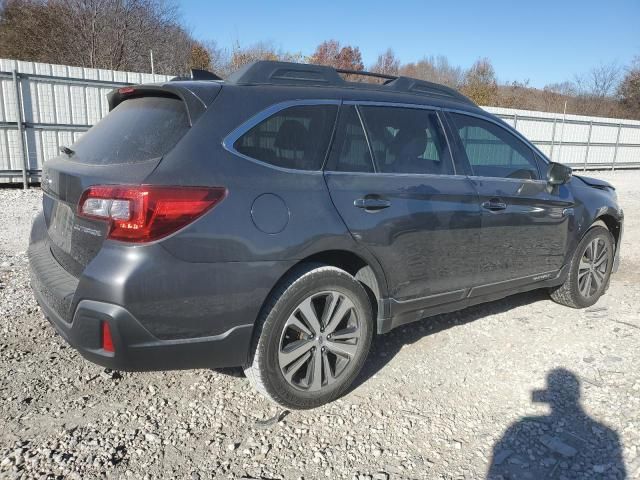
xmin=487 ymin=368 xmax=626 ymax=479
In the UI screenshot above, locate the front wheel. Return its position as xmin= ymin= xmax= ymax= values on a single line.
xmin=550 ymin=226 xmax=615 ymax=308
xmin=244 ymin=265 xmax=373 ymax=409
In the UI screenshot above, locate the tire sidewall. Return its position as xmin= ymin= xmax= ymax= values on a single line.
xmin=255 ymin=266 xmax=373 ymax=409
xmin=569 ymin=226 xmax=615 ymax=308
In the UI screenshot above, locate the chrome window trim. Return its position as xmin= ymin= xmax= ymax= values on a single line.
xmin=324 ymin=170 xmax=469 ymax=179
xmin=222 ymin=99 xmax=342 ymax=174
xmin=467 ymin=175 xmax=547 ymax=185
xmin=344 ymin=100 xmax=441 ymax=111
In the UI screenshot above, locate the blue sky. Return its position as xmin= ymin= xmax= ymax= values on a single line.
xmin=181 ymin=0 xmax=639 ymax=88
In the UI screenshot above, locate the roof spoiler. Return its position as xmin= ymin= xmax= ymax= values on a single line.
xmin=107 ymin=82 xmax=222 ymax=126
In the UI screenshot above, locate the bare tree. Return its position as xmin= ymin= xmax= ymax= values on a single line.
xmin=0 ymin=0 xmax=195 ymax=75
xmin=371 ymin=48 xmax=400 ymax=76
xmin=225 ymin=40 xmax=302 ymax=73
xmin=618 ymin=56 xmax=640 ymax=117
xmin=399 ymin=55 xmax=463 ymax=87
xmin=575 ymin=61 xmax=622 ymax=98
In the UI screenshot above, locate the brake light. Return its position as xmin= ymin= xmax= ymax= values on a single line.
xmin=102 ymin=322 xmax=114 ymax=353
xmin=118 ymin=86 xmax=136 ymax=95
xmin=78 ymin=185 xmax=226 ymax=243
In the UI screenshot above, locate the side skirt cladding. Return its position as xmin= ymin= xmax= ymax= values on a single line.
xmin=378 ymin=266 xmax=568 ymax=333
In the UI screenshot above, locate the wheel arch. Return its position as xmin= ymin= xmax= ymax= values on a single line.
xmin=594 ymin=213 xmax=622 ymax=248
xmin=250 ymin=249 xmax=388 ymax=352
xmin=288 ymin=250 xmax=386 ymax=321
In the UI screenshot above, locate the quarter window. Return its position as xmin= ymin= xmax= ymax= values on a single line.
xmin=450 ymin=113 xmax=539 ymax=180
xmin=234 ymin=104 xmax=338 ymax=170
xmin=359 ymin=106 xmax=454 ymax=175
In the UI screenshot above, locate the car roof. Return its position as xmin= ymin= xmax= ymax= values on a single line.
xmin=166 ymin=60 xmax=483 ymax=114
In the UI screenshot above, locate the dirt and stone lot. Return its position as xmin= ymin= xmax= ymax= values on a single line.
xmin=0 ymin=171 xmax=639 ymax=480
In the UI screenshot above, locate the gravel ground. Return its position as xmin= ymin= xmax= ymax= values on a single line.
xmin=1 ymin=171 xmax=639 ymax=480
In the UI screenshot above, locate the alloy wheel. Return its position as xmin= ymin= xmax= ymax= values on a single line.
xmin=278 ymin=291 xmax=361 ymax=392
xmin=577 ymin=237 xmax=610 ymax=299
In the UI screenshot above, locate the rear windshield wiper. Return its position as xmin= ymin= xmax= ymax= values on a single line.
xmin=59 ymin=146 xmax=75 ymax=157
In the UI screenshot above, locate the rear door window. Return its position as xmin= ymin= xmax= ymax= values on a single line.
xmin=358 ymin=106 xmax=454 ymax=175
xmin=234 ymin=104 xmax=338 ymax=170
xmin=449 ymin=113 xmax=539 ymax=180
xmin=70 ymin=96 xmax=189 ymax=165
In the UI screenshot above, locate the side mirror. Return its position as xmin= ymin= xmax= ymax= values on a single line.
xmin=547 ymin=162 xmax=572 ymax=185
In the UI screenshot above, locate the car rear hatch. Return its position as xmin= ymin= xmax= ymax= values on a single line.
xmin=40 ymin=82 xmax=221 ymax=277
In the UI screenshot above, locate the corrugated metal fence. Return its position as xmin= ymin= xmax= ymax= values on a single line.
xmin=0 ymin=59 xmax=171 ymax=186
xmin=484 ymin=106 xmax=640 ymax=170
xmin=1 ymin=59 xmax=639 ymax=187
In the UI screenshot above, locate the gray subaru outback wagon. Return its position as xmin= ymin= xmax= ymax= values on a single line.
xmin=29 ymin=61 xmax=623 ymax=408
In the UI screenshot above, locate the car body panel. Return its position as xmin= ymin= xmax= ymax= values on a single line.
xmin=325 ymin=172 xmax=481 ymax=300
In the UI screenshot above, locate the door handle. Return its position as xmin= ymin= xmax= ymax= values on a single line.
xmin=354 ymin=196 xmax=391 ymax=211
xmin=481 ymin=199 xmax=507 ymax=211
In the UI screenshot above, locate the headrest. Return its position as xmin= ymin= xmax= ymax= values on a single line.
xmin=274 ymin=120 xmax=309 ymax=151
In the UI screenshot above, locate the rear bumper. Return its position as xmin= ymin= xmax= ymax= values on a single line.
xmin=34 ymin=287 xmax=252 ymax=371
xmin=28 ymin=211 xmax=263 ymax=371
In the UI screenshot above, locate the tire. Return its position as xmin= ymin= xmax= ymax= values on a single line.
xmin=550 ymin=225 xmax=615 ymax=308
xmin=244 ymin=264 xmax=373 ymax=409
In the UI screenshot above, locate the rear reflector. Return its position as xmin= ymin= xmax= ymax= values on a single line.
xmin=102 ymin=321 xmax=114 ymax=353
xmin=78 ymin=185 xmax=227 ymax=243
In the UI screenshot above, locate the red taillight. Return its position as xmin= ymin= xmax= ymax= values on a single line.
xmin=78 ymin=185 xmax=227 ymax=243
xmin=102 ymin=321 xmax=114 ymax=353
xmin=118 ymin=86 xmax=136 ymax=95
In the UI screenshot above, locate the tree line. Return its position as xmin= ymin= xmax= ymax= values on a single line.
xmin=1 ymin=0 xmax=638 ymax=120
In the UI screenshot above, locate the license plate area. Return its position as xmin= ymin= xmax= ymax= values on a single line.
xmin=44 ymin=196 xmax=109 ymax=274
xmin=48 ymin=201 xmax=74 ymax=254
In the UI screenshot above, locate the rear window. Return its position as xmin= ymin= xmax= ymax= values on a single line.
xmin=233 ymin=104 xmax=338 ymax=170
xmin=69 ymin=96 xmax=189 ymax=165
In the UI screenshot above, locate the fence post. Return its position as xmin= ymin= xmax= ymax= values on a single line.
xmin=611 ymin=123 xmax=622 ymax=171
xmin=550 ymin=118 xmax=557 ymax=160
xmin=513 ymin=113 xmax=518 ymax=129
xmin=12 ymin=70 xmax=29 ymax=189
xmin=584 ymin=121 xmax=592 ymax=171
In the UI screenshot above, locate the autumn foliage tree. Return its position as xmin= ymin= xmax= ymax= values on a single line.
xmin=1 ymin=5 xmax=639 ymax=120
xmin=461 ymin=58 xmax=498 ymax=105
xmin=308 ymin=40 xmax=364 ymax=72
xmin=188 ymin=43 xmax=211 ymax=71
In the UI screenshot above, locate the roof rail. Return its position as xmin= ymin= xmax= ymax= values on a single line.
xmin=224 ymin=61 xmax=475 ymax=105
xmin=335 ymin=68 xmax=397 ymax=81
xmin=226 ymin=61 xmax=343 ymax=86
xmin=385 ymin=77 xmax=474 ymax=105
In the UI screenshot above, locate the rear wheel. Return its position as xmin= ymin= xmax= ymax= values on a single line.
xmin=244 ymin=265 xmax=373 ymax=409
xmin=550 ymin=226 xmax=615 ymax=308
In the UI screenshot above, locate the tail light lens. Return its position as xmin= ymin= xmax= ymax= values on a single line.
xmin=78 ymin=185 xmax=227 ymax=243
